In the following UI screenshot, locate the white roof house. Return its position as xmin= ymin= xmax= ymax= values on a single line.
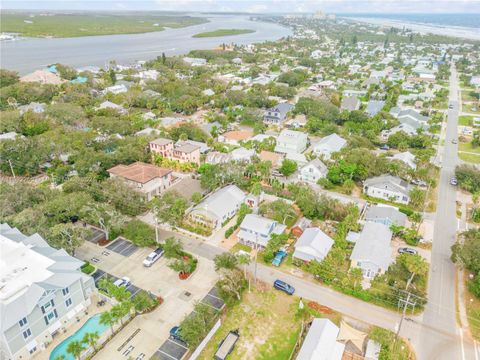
xmin=397 ymin=109 xmax=429 ymax=130
xmin=380 ymin=123 xmax=417 ymax=141
xmin=275 ymin=129 xmax=308 ymax=154
xmin=296 ymin=318 xmax=345 ymax=360
xmin=230 ymin=147 xmax=255 ymax=162
xmin=96 ymin=101 xmax=127 ymax=114
xmin=188 ymin=185 xmax=245 ymax=229
xmin=350 ymin=222 xmax=393 ymax=279
xmin=313 ymin=133 xmax=347 ymax=160
xmin=364 ymin=205 xmax=407 ymax=227
xmin=237 ymin=214 xmax=286 ymax=248
xmin=104 ymin=84 xmax=128 ymax=94
xmin=298 ymin=159 xmax=328 ymax=183
xmin=293 ymin=228 xmax=334 ymax=263
xmin=363 ymin=175 xmax=412 ymax=205
xmin=391 ymin=151 xmax=416 ymax=169
xmin=0 ymin=224 xmax=95 ymax=360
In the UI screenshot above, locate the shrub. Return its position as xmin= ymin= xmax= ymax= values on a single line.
xmin=81 ymin=262 xmax=95 ymax=274
xmin=122 ymin=220 xmax=156 ymax=247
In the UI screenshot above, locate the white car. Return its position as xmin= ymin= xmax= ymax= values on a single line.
xmin=143 ymin=247 xmax=164 ymax=267
xmin=113 ymin=276 xmax=131 ymax=287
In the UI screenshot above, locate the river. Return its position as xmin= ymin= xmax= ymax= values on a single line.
xmin=1 ymin=15 xmax=292 ymax=74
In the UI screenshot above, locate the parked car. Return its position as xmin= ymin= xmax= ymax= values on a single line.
xmin=449 ymin=104 xmax=454 ymax=109
xmin=143 ymin=246 xmax=164 ymax=267
xmin=113 ymin=276 xmax=131 ymax=288
xmin=411 ymin=179 xmax=427 ymax=187
xmin=451 ymin=139 xmax=458 ymax=144
xmin=214 ymin=330 xmax=239 ymax=360
xmin=380 ymin=144 xmax=390 ymax=150
xmin=272 ymin=250 xmax=288 ymax=266
xmin=169 ymin=326 xmax=184 ymax=343
xmin=450 ymin=177 xmax=458 ymax=186
xmin=273 ymin=280 xmax=295 ymax=295
xmin=398 ymin=247 xmax=418 ymax=255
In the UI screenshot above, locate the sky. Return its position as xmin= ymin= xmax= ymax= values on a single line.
xmin=2 ymin=0 xmax=480 ymax=13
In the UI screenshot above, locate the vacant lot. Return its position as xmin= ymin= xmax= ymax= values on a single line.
xmin=193 ymin=28 xmax=255 ymax=38
xmin=458 ymin=142 xmax=480 ymax=164
xmin=459 ymin=115 xmax=473 ymax=126
xmin=0 ymin=12 xmax=207 ymax=37
xmin=197 ymin=287 xmax=301 ymax=360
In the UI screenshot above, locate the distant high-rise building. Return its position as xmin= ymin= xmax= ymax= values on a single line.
xmin=314 ymin=10 xmax=327 ymax=20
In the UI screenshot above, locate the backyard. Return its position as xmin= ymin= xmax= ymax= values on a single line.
xmin=197 ymin=287 xmax=302 ymax=360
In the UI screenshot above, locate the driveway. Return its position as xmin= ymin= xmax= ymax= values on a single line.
xmin=75 ymin=241 xmax=219 ymax=360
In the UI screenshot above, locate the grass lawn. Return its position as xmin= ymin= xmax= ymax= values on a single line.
xmin=463 ymin=103 xmax=480 ymax=114
xmin=458 ymin=142 xmax=480 ymax=164
xmin=464 ymin=275 xmax=480 ymax=341
xmin=0 ymin=12 xmax=207 ymax=37
xmin=462 ymin=90 xmax=480 ymax=102
xmin=459 ymin=115 xmax=473 ymax=126
xmin=197 ymin=288 xmax=302 ymax=360
xmin=193 ymin=28 xmax=255 ymax=38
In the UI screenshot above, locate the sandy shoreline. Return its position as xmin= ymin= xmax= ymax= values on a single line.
xmin=343 ymin=16 xmax=480 ymax=41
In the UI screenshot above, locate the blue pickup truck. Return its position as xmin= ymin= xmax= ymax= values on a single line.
xmin=272 ymin=250 xmax=288 ymax=266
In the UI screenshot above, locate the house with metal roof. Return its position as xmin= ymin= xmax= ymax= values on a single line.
xmin=274 ymin=129 xmax=308 ymax=154
xmin=296 ymin=318 xmax=345 ymax=360
xmin=0 ymin=224 xmax=96 ymax=360
xmin=366 ymin=100 xmax=385 ymax=117
xmin=390 ymin=151 xmax=417 ymax=170
xmin=364 ymin=205 xmax=407 ymax=227
xmin=313 ymin=133 xmax=347 ymax=160
xmin=350 ymin=222 xmax=393 ymax=279
xmin=237 ymin=214 xmax=286 ymax=248
xmin=188 ymin=185 xmax=246 ymax=230
xmin=298 ymin=159 xmax=328 ymax=183
xmin=340 ymin=96 xmax=361 ymax=111
xmin=397 ymin=109 xmax=429 ymax=130
xmin=363 ymin=175 xmax=412 ymax=205
xmin=293 ymin=228 xmax=334 ymax=263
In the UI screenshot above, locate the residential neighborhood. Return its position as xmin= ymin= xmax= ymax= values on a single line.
xmin=1 ymin=5 xmax=480 ymax=360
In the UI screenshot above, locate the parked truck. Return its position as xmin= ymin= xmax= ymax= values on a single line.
xmin=214 ymin=330 xmax=239 ymax=360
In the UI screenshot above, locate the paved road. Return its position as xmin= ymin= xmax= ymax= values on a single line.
xmin=407 ymin=65 xmax=478 ymax=360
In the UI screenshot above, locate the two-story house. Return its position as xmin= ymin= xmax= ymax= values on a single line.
xmin=107 ymin=162 xmax=172 ymax=201
xmin=274 ymin=129 xmax=308 ymax=154
xmin=313 ymin=133 xmax=347 ymax=160
xmin=149 ymin=138 xmax=201 ymax=165
xmin=263 ymin=103 xmax=294 ymax=125
xmin=298 ymin=159 xmax=328 ymax=183
xmin=0 ymin=224 xmax=96 ymax=360
xmin=237 ymin=214 xmax=286 ymax=248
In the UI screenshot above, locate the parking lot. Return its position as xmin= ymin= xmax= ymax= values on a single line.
xmin=92 ymin=269 xmax=143 ymax=299
xmin=75 ymin=240 xmax=219 ymax=360
xmin=106 ymin=237 xmax=139 ymax=257
xmin=152 ymin=286 xmax=225 ymax=360
xmin=86 ymin=226 xmax=106 ymax=244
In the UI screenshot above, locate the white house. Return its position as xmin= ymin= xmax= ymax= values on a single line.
xmin=313 ymin=133 xmax=346 ymax=160
xmin=274 ymin=130 xmax=308 ymax=154
xmin=188 ymin=185 xmax=245 ymax=229
xmin=237 ymin=214 xmax=286 ymax=248
xmin=298 ymin=159 xmax=328 ymax=183
xmin=104 ymin=84 xmax=128 ymax=94
xmin=350 ymin=222 xmax=393 ymax=279
xmin=293 ymin=228 xmax=334 ymax=263
xmin=391 ymin=151 xmax=416 ymax=170
xmin=363 ymin=175 xmax=412 ymax=205
xmin=296 ymin=319 xmax=345 ymax=360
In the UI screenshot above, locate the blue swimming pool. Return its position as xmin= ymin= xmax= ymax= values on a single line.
xmin=49 ymin=313 xmax=109 ymax=360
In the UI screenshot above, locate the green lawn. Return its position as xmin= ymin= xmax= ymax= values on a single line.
xmin=459 ymin=115 xmax=473 ymax=126
xmin=463 ymin=103 xmax=480 ymax=114
xmin=462 ymin=90 xmax=480 ymax=102
xmin=197 ymin=289 xmax=302 ymax=360
xmin=458 ymin=142 xmax=480 ymax=163
xmin=0 ymin=12 xmax=207 ymax=37
xmin=193 ymin=28 xmax=255 ymax=38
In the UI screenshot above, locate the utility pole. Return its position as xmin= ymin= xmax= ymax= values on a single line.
xmin=394 ymin=291 xmax=416 ymax=351
xmin=253 ymin=233 xmax=259 ymax=285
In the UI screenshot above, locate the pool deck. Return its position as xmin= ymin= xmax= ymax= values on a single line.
xmin=34 ymin=293 xmax=113 ymax=360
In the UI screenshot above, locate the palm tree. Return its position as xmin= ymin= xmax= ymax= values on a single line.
xmin=82 ymin=331 xmax=100 ymax=352
xmin=99 ymin=311 xmax=115 ymax=335
xmin=66 ymin=340 xmax=84 ymax=360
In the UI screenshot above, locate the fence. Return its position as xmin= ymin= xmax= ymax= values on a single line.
xmin=189 ymin=318 xmax=222 ymax=360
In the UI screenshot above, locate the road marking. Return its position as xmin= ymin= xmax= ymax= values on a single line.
xmin=475 ymin=340 xmax=479 ymax=360
xmin=459 ymin=328 xmax=466 ymax=360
